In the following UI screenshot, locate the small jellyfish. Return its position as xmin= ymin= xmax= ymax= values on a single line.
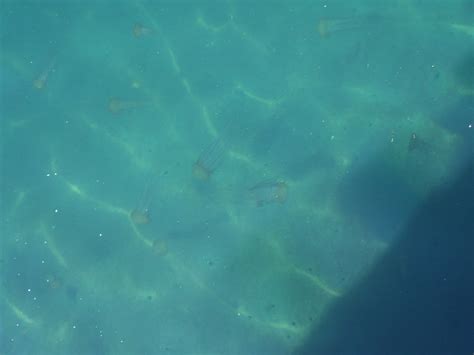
xmin=130 ymin=208 xmax=150 ymax=225
xmin=249 ymin=180 xmax=288 ymax=207
xmin=47 ymin=274 xmax=62 ymax=289
xmin=131 ymin=80 xmax=142 ymax=89
xmin=193 ymin=138 xmax=226 ymax=180
xmin=317 ymin=18 xmax=364 ymax=38
xmin=33 ymin=57 xmax=56 ymax=89
xmin=108 ymin=97 xmax=144 ymax=114
xmin=133 ymin=23 xmax=152 ymax=37
xmin=152 ymin=238 xmax=168 ymax=256
xmin=130 ymin=176 xmax=155 ymax=225
xmin=408 ymin=132 xmax=428 ymax=152
xmin=317 ymin=14 xmax=385 ymax=38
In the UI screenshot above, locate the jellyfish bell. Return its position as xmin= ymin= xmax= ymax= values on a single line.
xmin=317 ymin=19 xmax=331 ymax=38
xmin=108 ymin=97 xmax=144 ymax=114
xmin=130 ymin=208 xmax=150 ymax=225
xmin=192 ymin=160 xmax=212 ymax=180
xmin=33 ymin=57 xmax=56 ymax=89
xmin=152 ymin=238 xmax=168 ymax=256
xmin=108 ymin=98 xmax=121 ymax=113
xmin=33 ymin=77 xmax=46 ymax=89
xmin=273 ymin=181 xmax=289 ymax=204
xmin=317 ymin=18 xmax=356 ymax=38
xmin=133 ymin=23 xmax=152 ymax=37
xmin=131 ymin=80 xmax=141 ymax=89
xmin=47 ymin=275 xmax=63 ymax=289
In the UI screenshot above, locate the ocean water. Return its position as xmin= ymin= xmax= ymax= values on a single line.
xmin=1 ymin=1 xmax=472 ymax=354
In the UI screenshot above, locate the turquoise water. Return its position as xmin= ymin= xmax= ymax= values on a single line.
xmin=1 ymin=1 xmax=472 ymax=354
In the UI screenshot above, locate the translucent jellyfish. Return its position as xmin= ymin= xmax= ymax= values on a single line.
xmin=316 ymin=14 xmax=386 ymax=38
xmin=133 ymin=23 xmax=152 ymax=37
xmin=130 ymin=177 xmax=155 ymax=225
xmin=408 ymin=132 xmax=428 ymax=152
xmin=249 ymin=180 xmax=288 ymax=207
xmin=33 ymin=58 xmax=56 ymax=89
xmin=108 ymin=97 xmax=144 ymax=114
xmin=317 ymin=18 xmax=364 ymax=38
xmin=193 ymin=138 xmax=226 ymax=180
xmin=130 ymin=208 xmax=150 ymax=225
xmin=47 ymin=274 xmax=62 ymax=289
xmin=317 ymin=19 xmax=360 ymax=37
xmin=152 ymin=238 xmax=168 ymax=256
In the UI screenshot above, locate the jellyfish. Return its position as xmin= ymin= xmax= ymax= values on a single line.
xmin=133 ymin=23 xmax=152 ymax=37
xmin=33 ymin=57 xmax=56 ymax=89
xmin=130 ymin=176 xmax=155 ymax=225
xmin=108 ymin=97 xmax=144 ymax=114
xmin=47 ymin=274 xmax=62 ymax=289
xmin=316 ymin=14 xmax=385 ymax=38
xmin=130 ymin=208 xmax=150 ymax=225
xmin=192 ymin=138 xmax=226 ymax=180
xmin=408 ymin=132 xmax=428 ymax=152
xmin=248 ymin=180 xmax=288 ymax=207
xmin=317 ymin=18 xmax=364 ymax=38
xmin=152 ymin=238 xmax=168 ymax=256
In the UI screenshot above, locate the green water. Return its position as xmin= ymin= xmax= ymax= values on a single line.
xmin=1 ymin=1 xmax=472 ymax=354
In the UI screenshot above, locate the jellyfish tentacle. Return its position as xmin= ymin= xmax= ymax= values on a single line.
xmin=193 ymin=138 xmax=226 ymax=180
xmin=204 ymin=139 xmax=225 ymax=171
xmin=130 ymin=174 xmax=158 ymax=225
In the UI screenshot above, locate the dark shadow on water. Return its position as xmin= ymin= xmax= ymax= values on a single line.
xmin=295 ymin=159 xmax=474 ymax=355
xmin=435 ymin=96 xmax=473 ymax=141
xmin=337 ymin=156 xmax=418 ymax=241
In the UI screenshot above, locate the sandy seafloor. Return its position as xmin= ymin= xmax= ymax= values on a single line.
xmin=1 ymin=1 xmax=472 ymax=354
